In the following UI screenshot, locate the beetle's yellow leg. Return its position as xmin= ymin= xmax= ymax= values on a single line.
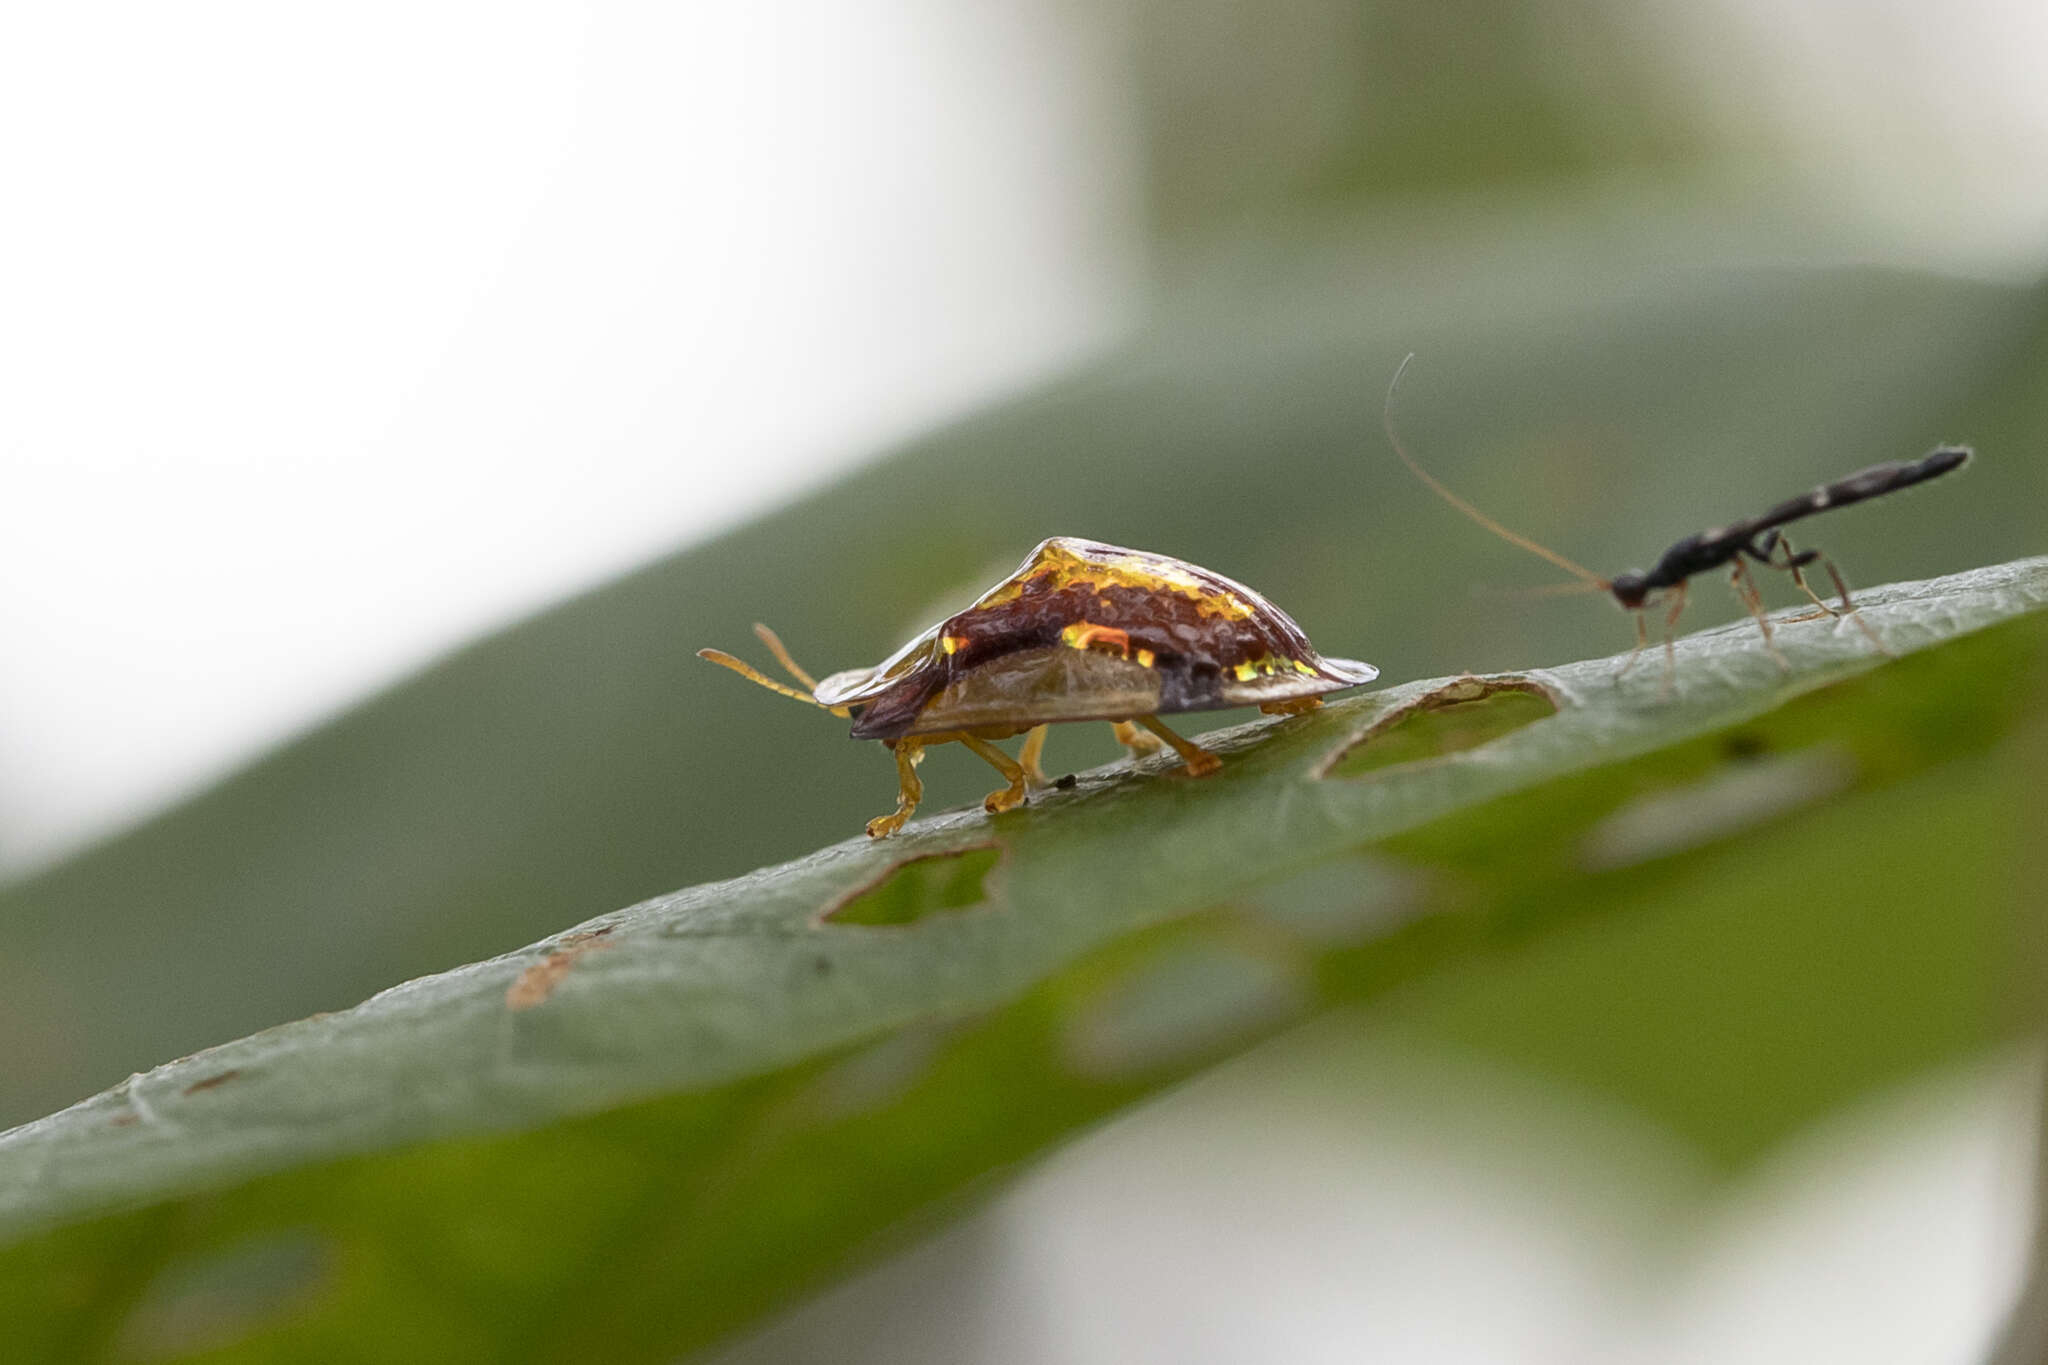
xmin=1018 ymin=725 xmax=1051 ymax=789
xmin=1111 ymin=719 xmax=1165 ymax=759
xmin=1135 ymin=715 xmax=1222 ymax=777
xmin=960 ymin=735 xmax=1029 ymax=814
xmin=865 ymin=740 xmax=925 ymax=838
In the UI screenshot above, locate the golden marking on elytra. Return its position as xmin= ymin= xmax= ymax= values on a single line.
xmin=978 ymin=541 xmax=1255 ymax=620
xmin=1060 ymin=622 xmax=1133 ymax=654
xmin=1232 ymin=655 xmax=1295 ymax=682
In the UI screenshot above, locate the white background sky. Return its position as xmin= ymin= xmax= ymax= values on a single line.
xmin=3 ymin=4 xmax=2045 ymax=1359
xmin=0 ymin=2 xmax=1141 ymax=875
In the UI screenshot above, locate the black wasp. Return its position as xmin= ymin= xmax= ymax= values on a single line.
xmin=1384 ymin=357 xmax=1972 ymax=683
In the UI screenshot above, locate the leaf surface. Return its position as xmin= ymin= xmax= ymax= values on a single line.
xmin=3 ymin=558 xmax=2044 ymax=1360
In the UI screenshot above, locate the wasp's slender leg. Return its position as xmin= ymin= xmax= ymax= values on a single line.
xmin=1819 ymin=555 xmax=1891 ymax=655
xmin=1764 ymin=535 xmax=1842 ymax=618
xmin=866 ymin=739 xmax=926 ymax=838
xmin=1111 ymin=719 xmax=1166 ymax=759
xmin=1017 ymin=725 xmax=1051 ymax=790
xmin=1658 ymin=582 xmax=1688 ymax=700
xmin=1770 ymin=537 xmax=1890 ymax=655
xmin=1614 ymin=610 xmax=1649 ymax=679
xmin=960 ymin=735 xmax=1030 ymax=814
xmin=1729 ymin=557 xmax=1788 ymax=670
xmin=1816 ymin=554 xmax=1856 ymax=614
xmin=1755 ymin=536 xmax=1832 ymax=624
xmin=1135 ymin=715 xmax=1222 ymax=777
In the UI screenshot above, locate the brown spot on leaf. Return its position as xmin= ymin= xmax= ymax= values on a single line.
xmin=109 ymin=1111 xmax=140 ymax=1127
xmin=505 ymin=927 xmax=616 ymax=1011
xmin=182 ymin=1069 xmax=241 ymax=1096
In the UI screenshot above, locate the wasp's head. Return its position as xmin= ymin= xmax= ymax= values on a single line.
xmin=1609 ymin=571 xmax=1650 ymax=610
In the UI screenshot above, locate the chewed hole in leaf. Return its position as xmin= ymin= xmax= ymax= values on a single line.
xmin=1320 ymin=677 xmax=1559 ymax=779
xmin=822 ymin=844 xmax=1003 ymax=927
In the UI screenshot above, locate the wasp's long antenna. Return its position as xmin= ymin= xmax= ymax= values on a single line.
xmin=1384 ymin=354 xmax=1609 ymax=591
xmin=1474 ymin=579 xmax=1613 ymax=601
xmin=698 ymin=647 xmax=852 ymax=717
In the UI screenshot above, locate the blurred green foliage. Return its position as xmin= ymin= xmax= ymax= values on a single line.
xmin=1130 ymin=0 xmax=1728 ymax=233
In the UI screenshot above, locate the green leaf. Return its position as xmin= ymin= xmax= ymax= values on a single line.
xmin=7 ymin=257 xmax=2045 ymax=1139
xmin=2 ymin=558 xmax=2044 ymax=1360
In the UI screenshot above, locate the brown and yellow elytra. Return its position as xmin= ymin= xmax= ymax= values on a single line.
xmin=701 ymin=537 xmax=1378 ymax=837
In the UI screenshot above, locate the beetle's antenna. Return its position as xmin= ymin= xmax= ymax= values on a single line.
xmin=1384 ymin=354 xmax=1609 ymax=591
xmin=753 ymin=622 xmax=821 ymax=690
xmin=698 ymin=648 xmax=852 ymax=717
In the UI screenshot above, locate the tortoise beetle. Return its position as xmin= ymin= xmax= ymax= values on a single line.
xmin=701 ymin=536 xmax=1378 ymax=836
